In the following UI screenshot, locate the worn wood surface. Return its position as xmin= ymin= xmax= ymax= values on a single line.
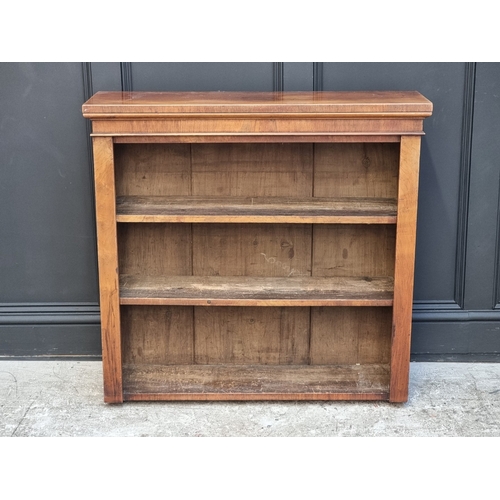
xmin=118 ymin=223 xmax=192 ymax=276
xmin=115 ymin=142 xmax=400 ymax=201
xmin=116 ymin=195 xmax=397 ymax=224
xmin=194 ymin=307 xmax=310 ymax=365
xmin=122 ymin=363 xmax=390 ymax=400
xmin=192 ymin=223 xmax=312 ymax=277
xmin=119 ymin=275 xmax=394 ymax=306
xmin=310 ymin=307 xmax=392 ymax=365
xmin=192 ymin=144 xmax=312 ymax=197
xmin=115 ymin=144 xmax=191 ymax=196
xmin=313 ymin=225 xmax=396 ymax=278
xmin=92 ymin=137 xmax=123 ymax=403
xmin=121 ymin=306 xmax=194 ymax=365
xmin=314 ymin=143 xmax=399 ymax=199
xmin=390 ymin=136 xmax=421 ymax=402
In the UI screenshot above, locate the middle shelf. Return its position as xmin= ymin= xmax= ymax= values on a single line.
xmin=119 ymin=275 xmax=394 ymax=306
xmin=116 ymin=196 xmax=397 ymax=224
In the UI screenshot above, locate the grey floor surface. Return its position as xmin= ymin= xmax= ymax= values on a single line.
xmin=1 ymin=360 xmax=499 ymax=437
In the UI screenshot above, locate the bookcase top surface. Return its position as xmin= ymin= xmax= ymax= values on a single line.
xmin=83 ymin=91 xmax=432 ymax=117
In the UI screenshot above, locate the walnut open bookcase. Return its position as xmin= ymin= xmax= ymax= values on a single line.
xmin=82 ymin=91 xmax=432 ymax=403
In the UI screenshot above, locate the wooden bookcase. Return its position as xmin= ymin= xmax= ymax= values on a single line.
xmin=82 ymin=91 xmax=432 ymax=403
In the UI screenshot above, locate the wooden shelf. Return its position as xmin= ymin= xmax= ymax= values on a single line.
xmin=122 ymin=363 xmax=390 ymax=401
xmin=119 ymin=275 xmax=394 ymax=306
xmin=116 ymin=196 xmax=397 ymax=224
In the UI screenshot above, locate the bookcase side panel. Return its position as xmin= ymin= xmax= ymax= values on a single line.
xmin=93 ymin=136 xmax=123 ymax=403
xmin=390 ymin=136 xmax=421 ymax=402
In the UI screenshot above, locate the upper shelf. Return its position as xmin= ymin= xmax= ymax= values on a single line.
xmin=116 ymin=196 xmax=397 ymax=224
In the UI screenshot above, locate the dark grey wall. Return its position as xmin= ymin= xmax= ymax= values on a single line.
xmin=1 ymin=62 xmax=499 ymax=359
xmin=0 ymin=63 xmax=100 ymax=356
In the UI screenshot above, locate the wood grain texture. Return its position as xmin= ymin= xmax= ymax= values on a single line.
xmin=118 ymin=223 xmax=192 ymax=276
xmin=83 ymin=91 xmax=433 ymax=116
xmin=115 ymin=144 xmax=191 ymax=196
xmin=85 ymin=92 xmax=431 ymax=139
xmin=192 ymin=223 xmax=312 ymax=277
xmin=93 ymin=137 xmax=122 ymax=403
xmin=119 ymin=275 xmax=394 ymax=306
xmin=194 ymin=307 xmax=309 ymax=364
xmin=310 ymin=307 xmax=392 ymax=364
xmin=390 ymin=136 xmax=421 ymax=402
xmin=121 ymin=306 xmax=194 ymax=365
xmin=116 ymin=195 xmax=397 ymax=224
xmin=113 ymin=135 xmax=402 ymax=144
xmin=191 ymin=144 xmax=312 ymax=197
xmin=91 ymin=118 xmax=424 ymax=137
xmin=312 ymin=225 xmax=396 ymax=278
xmin=314 ymin=143 xmax=400 ymax=199
xmin=122 ymin=363 xmax=390 ymax=400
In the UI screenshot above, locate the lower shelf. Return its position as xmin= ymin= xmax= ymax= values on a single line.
xmin=122 ymin=363 xmax=390 ymax=401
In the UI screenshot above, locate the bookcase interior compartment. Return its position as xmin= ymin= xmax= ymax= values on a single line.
xmin=121 ymin=306 xmax=392 ymax=366
xmin=114 ymin=143 xmax=400 ymax=198
xmin=83 ymin=90 xmax=432 ymax=403
xmin=121 ymin=305 xmax=392 ymax=400
xmin=114 ymin=143 xmax=400 ymax=224
xmin=118 ymin=223 xmax=396 ymax=277
xmin=115 ymin=141 xmax=396 ymax=398
xmin=117 ymin=223 xmax=396 ymax=306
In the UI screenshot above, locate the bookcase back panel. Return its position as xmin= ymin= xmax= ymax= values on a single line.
xmin=115 ymin=144 xmax=191 ymax=196
xmin=310 ymin=307 xmax=392 ymax=365
xmin=121 ymin=305 xmax=390 ymax=367
xmin=114 ymin=143 xmax=398 ymax=200
xmin=192 ymin=223 xmax=312 ymax=277
xmin=118 ymin=223 xmax=394 ymax=280
xmin=118 ymin=223 xmax=315 ymax=278
xmin=194 ymin=307 xmax=310 ymax=365
xmin=313 ymin=225 xmax=396 ymax=278
xmin=121 ymin=305 xmax=194 ymax=365
xmin=191 ymin=144 xmax=313 ymax=197
xmin=314 ymin=143 xmax=400 ymax=198
xmin=118 ymin=223 xmax=192 ymax=276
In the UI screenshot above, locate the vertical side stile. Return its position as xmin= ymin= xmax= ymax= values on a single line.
xmin=390 ymin=135 xmax=421 ymax=402
xmin=93 ymin=136 xmax=123 ymax=403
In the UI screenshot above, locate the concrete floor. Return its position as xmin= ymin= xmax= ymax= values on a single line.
xmin=1 ymin=360 xmax=499 ymax=436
